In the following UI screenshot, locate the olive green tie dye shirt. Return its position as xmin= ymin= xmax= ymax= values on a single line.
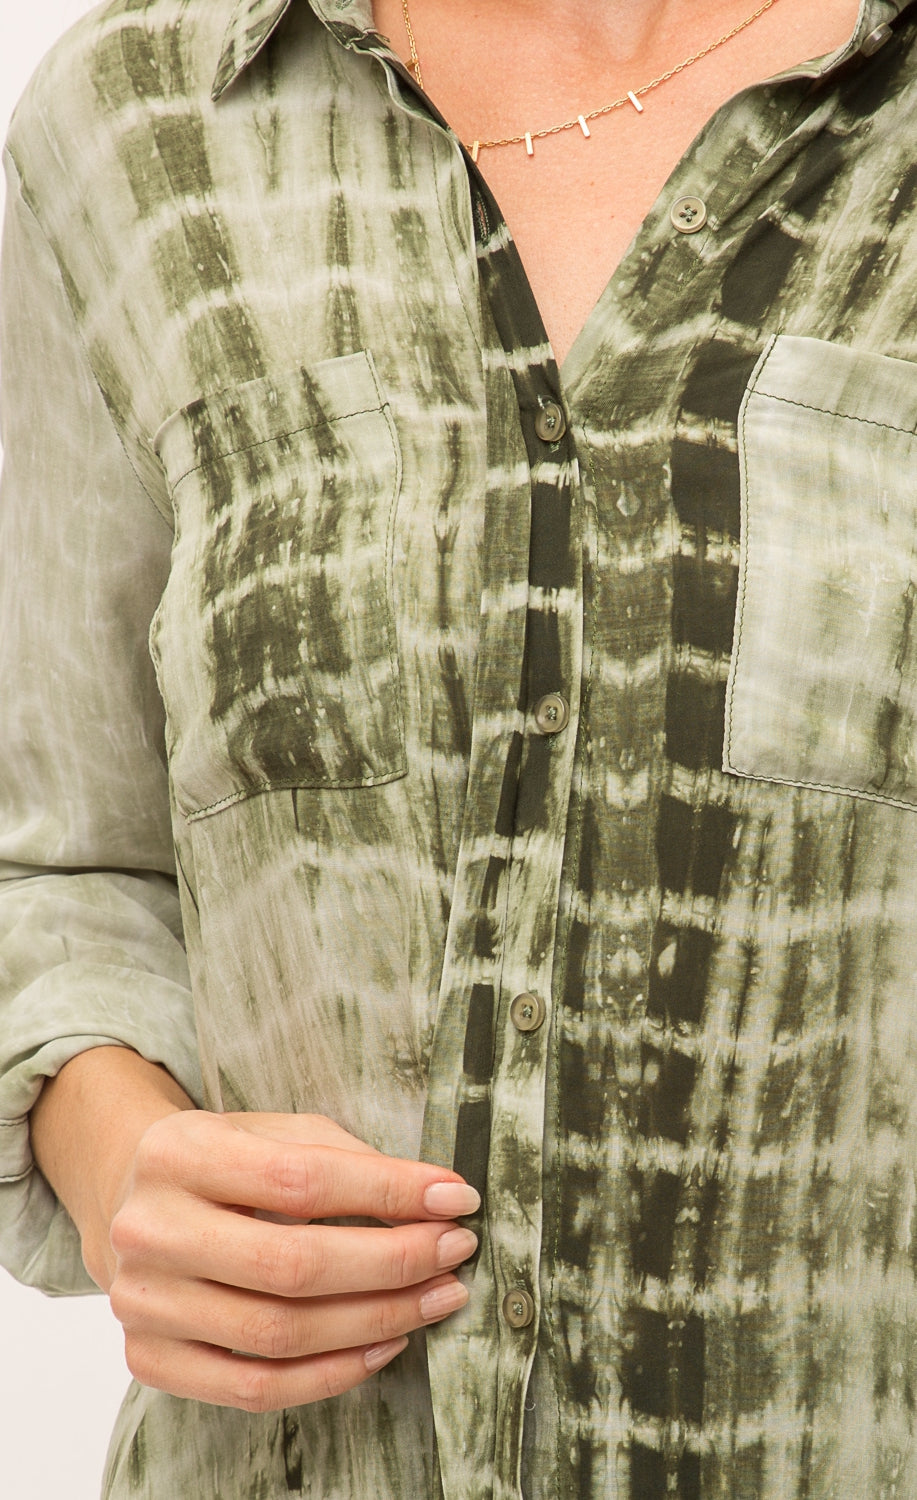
xmin=3 ymin=0 xmax=917 ymax=1495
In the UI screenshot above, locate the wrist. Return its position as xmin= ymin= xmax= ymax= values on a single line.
xmin=31 ymin=1045 xmax=194 ymax=1290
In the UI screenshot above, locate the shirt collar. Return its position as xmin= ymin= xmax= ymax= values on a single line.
xmin=211 ymin=0 xmax=917 ymax=102
xmin=212 ymin=0 xmax=376 ymax=100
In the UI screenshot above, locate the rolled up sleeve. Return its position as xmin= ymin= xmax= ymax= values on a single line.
xmin=0 ymin=149 xmax=202 ymax=1294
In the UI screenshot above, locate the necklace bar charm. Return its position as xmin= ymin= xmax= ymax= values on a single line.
xmin=404 ymin=0 xmax=779 ymax=158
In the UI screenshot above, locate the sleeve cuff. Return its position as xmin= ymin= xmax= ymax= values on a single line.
xmin=0 ymin=970 xmax=202 ymax=1295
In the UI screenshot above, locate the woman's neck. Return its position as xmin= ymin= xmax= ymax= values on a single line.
xmin=374 ymin=0 xmax=862 ymax=364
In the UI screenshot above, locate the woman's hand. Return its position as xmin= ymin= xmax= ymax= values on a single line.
xmin=31 ymin=1049 xmax=479 ymax=1412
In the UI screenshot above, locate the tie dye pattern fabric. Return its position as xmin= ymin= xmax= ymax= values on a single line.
xmin=2 ymin=0 xmax=917 ymax=1494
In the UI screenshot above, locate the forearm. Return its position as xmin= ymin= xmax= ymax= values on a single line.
xmin=30 ymin=1045 xmax=194 ymax=1290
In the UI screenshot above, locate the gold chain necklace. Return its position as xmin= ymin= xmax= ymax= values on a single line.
xmin=400 ymin=0 xmax=780 ymax=161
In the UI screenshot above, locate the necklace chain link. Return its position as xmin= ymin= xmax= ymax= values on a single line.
xmin=399 ymin=0 xmax=779 ymax=158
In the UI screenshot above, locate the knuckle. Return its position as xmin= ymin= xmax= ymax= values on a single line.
xmin=375 ymin=1172 xmax=415 ymax=1223
xmin=134 ymin=1117 xmax=180 ymax=1180
xmin=263 ymin=1149 xmax=321 ymax=1215
xmin=366 ymin=1297 xmax=407 ymax=1346
xmin=256 ymin=1230 xmax=319 ymax=1297
xmin=136 ymin=1110 xmax=212 ymax=1189
xmin=107 ymin=1277 xmax=139 ymax=1329
xmin=240 ymin=1304 xmax=299 ymax=1361
xmin=233 ymin=1364 xmax=281 ymax=1414
xmin=109 ymin=1205 xmax=149 ymax=1262
xmin=381 ymin=1232 xmax=418 ymax=1289
xmin=314 ymin=1357 xmax=357 ymax=1404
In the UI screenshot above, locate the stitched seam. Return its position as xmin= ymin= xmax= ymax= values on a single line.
xmin=184 ymin=766 xmax=409 ymax=821
xmin=169 ymin=401 xmax=385 ymax=491
xmin=724 ymin=376 xmax=756 ymax=779
xmin=173 ymin=356 xmax=406 ymax=822
xmin=722 ymin=764 xmax=917 ymax=810
xmin=380 ymin=399 xmax=408 ymax=764
xmin=361 ymin=348 xmax=388 ymax=410
xmin=490 ymin=778 xmax=524 ymax=1461
xmin=755 ymin=388 xmax=917 ymax=437
xmin=549 ymin=429 xmax=600 ymax=1485
xmin=728 ymin=355 xmax=917 ymax=806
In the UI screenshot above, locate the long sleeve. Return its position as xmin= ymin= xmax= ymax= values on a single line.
xmin=0 ymin=150 xmax=202 ymax=1295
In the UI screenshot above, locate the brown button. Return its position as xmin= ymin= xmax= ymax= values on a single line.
xmin=534 ymin=401 xmax=566 ymax=442
xmin=510 ymin=992 xmax=546 ymax=1033
xmin=502 ymin=1288 xmax=536 ymax=1329
xmin=670 ymin=196 xmax=707 ymax=234
xmin=861 ymin=24 xmax=892 ymax=56
xmin=533 ymin=692 xmax=570 ymax=735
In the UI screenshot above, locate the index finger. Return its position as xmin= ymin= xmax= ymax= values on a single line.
xmin=153 ymin=1111 xmax=481 ymax=1222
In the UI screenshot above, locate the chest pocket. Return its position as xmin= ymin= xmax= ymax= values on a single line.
xmin=151 ymin=351 xmax=405 ymax=819
xmin=725 ymin=334 xmax=917 ymax=809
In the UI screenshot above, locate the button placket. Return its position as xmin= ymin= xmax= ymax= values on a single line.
xmin=418 ymin=348 xmax=539 ymax=1500
xmin=670 ymin=196 xmax=708 ymax=233
xmin=861 ymin=23 xmax=893 ymax=56
xmin=534 ymin=400 xmax=567 ymax=442
xmin=487 ymin=535 xmax=582 ymax=1471
xmin=510 ymin=991 xmax=546 ymax=1033
xmin=434 ymin=167 xmax=584 ymax=1493
xmin=487 ymin=593 xmax=582 ymax=1478
xmin=533 ymin=692 xmax=570 ymax=735
xmin=502 ymin=1288 xmax=536 ymax=1329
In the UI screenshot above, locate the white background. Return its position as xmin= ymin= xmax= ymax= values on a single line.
xmin=1 ymin=3 xmax=132 ymax=1497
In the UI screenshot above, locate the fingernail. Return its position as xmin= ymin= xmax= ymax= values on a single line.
xmin=364 ymin=1336 xmax=409 ymax=1372
xmin=423 ymin=1182 xmax=481 ymax=1216
xmin=420 ymin=1279 xmax=470 ymax=1322
xmin=436 ymin=1227 xmax=479 ymax=1268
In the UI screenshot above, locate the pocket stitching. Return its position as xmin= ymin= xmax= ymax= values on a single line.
xmin=380 ymin=400 xmax=407 ymax=775
xmin=187 ymin=765 xmax=409 ymax=822
xmin=724 ymin=360 xmax=757 ymax=781
xmin=726 ymin=341 xmax=917 ymax=808
xmin=746 ymin=388 xmax=917 ymax=439
xmin=156 ymin=356 xmax=407 ymax=817
xmin=168 ymin=400 xmax=390 ymax=493
xmin=718 ymin=765 xmax=917 ymax=810
xmin=183 ymin=395 xmax=406 ymax=820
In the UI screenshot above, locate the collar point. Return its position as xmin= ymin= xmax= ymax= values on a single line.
xmin=211 ymin=0 xmax=294 ymax=102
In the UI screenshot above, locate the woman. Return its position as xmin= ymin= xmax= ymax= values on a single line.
xmin=1 ymin=0 xmax=913 ymax=1495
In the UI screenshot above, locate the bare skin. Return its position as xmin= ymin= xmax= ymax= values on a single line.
xmin=32 ymin=0 xmax=863 ymax=1417
xmin=32 ymin=1047 xmax=479 ymax=1412
xmin=374 ymin=0 xmax=862 ymax=364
